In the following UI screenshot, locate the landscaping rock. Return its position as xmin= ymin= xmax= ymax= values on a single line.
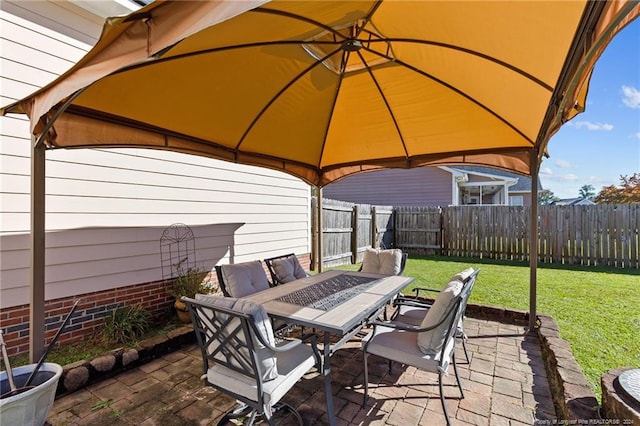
xmin=63 ymin=366 xmax=89 ymax=392
xmin=55 ymin=326 xmax=196 ymax=398
xmin=90 ymin=354 xmax=116 ymax=372
xmin=122 ymin=348 xmax=139 ymax=366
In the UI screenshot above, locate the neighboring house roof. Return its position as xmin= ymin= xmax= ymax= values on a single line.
xmin=551 ymin=197 xmax=596 ymax=205
xmin=448 ymin=166 xmax=543 ymax=192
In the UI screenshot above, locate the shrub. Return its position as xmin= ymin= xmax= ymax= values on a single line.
xmin=168 ymin=266 xmax=210 ymax=299
xmin=102 ymin=304 xmax=152 ymax=344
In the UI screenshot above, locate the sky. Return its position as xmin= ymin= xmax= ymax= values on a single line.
xmin=540 ymin=18 xmax=640 ymax=199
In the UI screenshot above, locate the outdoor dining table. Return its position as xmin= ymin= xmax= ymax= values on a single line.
xmin=242 ymin=269 xmax=414 ymax=426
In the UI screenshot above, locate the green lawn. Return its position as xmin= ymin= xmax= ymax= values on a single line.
xmin=334 ymin=256 xmax=640 ymax=398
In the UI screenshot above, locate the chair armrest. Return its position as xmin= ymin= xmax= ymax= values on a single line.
xmin=266 ymin=337 xmax=304 ymax=352
xmin=393 ymin=296 xmax=433 ymax=309
xmin=265 ymin=332 xmax=320 ymax=352
xmin=301 ymin=332 xmax=322 ymax=368
xmin=370 ymin=320 xmax=422 ymax=333
xmin=370 ymin=310 xmax=454 ymax=333
xmin=411 ymin=287 xmax=441 ymax=297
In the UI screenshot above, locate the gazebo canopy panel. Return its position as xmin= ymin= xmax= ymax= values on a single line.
xmin=3 ymin=0 xmax=639 ymax=186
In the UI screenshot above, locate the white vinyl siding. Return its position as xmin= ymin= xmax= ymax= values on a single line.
xmin=0 ymin=4 xmax=310 ymax=308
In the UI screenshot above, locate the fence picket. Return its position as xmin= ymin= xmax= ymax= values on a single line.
xmin=319 ymin=198 xmax=639 ymax=269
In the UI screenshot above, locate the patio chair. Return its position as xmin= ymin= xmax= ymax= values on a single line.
xmin=216 ymin=261 xmax=297 ymax=336
xmin=215 ymin=261 xmax=272 ymax=298
xmin=391 ymin=268 xmax=479 ymax=363
xmin=183 ymin=294 xmax=321 ymax=426
xmin=361 ymin=270 xmax=475 ymax=426
xmin=263 ymin=253 xmax=308 ymax=285
xmin=358 ymin=248 xmax=408 ymax=276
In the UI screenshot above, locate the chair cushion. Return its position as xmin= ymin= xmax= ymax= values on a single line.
xmin=361 ymin=248 xmax=403 ymax=275
xmin=271 ymin=256 xmax=307 ymax=283
xmin=452 ymin=267 xmax=475 ymax=283
xmin=395 ymin=304 xmax=429 ymax=326
xmin=195 ymin=294 xmax=278 ymax=381
xmin=207 ymin=341 xmax=316 ymax=409
xmin=362 ymin=325 xmax=452 ymax=374
xmin=416 ymin=278 xmax=463 ymax=354
xmin=219 ymin=261 xmax=271 ymax=298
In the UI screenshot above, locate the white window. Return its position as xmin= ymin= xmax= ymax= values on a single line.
xmin=509 ymin=195 xmax=524 ymax=206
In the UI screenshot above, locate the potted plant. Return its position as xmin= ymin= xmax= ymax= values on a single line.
xmin=168 ymin=266 xmax=210 ymax=323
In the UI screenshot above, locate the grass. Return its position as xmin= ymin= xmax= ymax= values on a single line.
xmin=334 ymin=256 xmax=640 ymax=399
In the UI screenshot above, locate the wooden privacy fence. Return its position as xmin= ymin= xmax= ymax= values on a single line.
xmin=314 ymin=199 xmax=640 ymax=269
xmin=311 ymin=198 xmax=394 ymax=268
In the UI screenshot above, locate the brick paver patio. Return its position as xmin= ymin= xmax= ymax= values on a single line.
xmin=47 ymin=317 xmax=557 ymax=425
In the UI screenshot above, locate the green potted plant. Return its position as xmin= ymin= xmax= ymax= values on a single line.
xmin=168 ymin=266 xmax=210 ymax=323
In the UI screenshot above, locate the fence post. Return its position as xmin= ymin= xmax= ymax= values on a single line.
xmin=317 ymin=192 xmax=324 ymax=272
xmin=311 ymin=197 xmax=317 ymax=271
xmin=371 ymin=206 xmax=377 ymax=248
xmin=393 ymin=207 xmax=398 ymax=249
xmin=439 ymin=206 xmax=444 ymax=253
xmin=351 ymin=205 xmax=359 ymax=264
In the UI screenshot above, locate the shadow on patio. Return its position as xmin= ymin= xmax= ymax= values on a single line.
xmin=46 ymin=315 xmax=557 ymax=425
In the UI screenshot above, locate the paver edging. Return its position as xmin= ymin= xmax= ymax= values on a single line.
xmin=535 ymin=314 xmax=600 ymax=421
xmin=55 ymin=325 xmax=195 ymax=397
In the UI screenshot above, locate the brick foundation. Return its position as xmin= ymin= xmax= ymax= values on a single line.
xmin=0 ymin=279 xmax=176 ymax=357
xmin=0 ymin=254 xmax=311 ymax=358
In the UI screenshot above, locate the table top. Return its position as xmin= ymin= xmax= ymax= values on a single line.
xmin=243 ymin=270 xmax=414 ymax=334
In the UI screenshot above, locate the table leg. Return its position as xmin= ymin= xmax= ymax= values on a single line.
xmin=323 ymin=332 xmax=336 ymax=426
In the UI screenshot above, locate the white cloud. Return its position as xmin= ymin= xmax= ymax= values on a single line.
xmin=586 ymin=176 xmax=611 ymax=185
xmin=560 ymin=174 xmax=579 ymax=182
xmin=555 ymin=160 xmax=573 ymax=169
xmin=539 ymin=167 xmax=553 ymax=177
xmin=622 ymin=85 xmax=640 ymax=109
xmin=634 ymin=132 xmax=640 ymax=140
xmin=539 ymin=172 xmax=579 ymax=182
xmin=573 ymin=121 xmax=614 ymax=131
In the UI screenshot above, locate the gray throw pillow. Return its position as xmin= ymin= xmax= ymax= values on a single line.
xmin=416 ymin=278 xmax=463 ymax=354
xmin=220 ymin=261 xmax=270 ymax=297
xmin=272 ymin=256 xmax=307 ymax=283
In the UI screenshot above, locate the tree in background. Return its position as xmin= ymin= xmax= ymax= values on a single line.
xmin=595 ymin=173 xmax=640 ymax=204
xmin=578 ymin=184 xmax=596 ymax=201
xmin=538 ymin=189 xmax=559 ymax=205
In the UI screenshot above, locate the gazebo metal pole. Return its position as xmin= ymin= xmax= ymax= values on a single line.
xmin=26 ymin=90 xmax=83 ymax=361
xmin=30 ymin=137 xmax=46 ymax=362
xmin=317 ymin=186 xmax=323 ymax=273
xmin=529 ymin=151 xmax=540 ymax=331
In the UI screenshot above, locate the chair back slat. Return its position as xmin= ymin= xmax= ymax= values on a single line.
xmin=185 ymin=297 xmax=261 ymax=382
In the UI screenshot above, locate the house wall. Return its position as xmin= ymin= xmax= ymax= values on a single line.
xmin=323 ymin=167 xmax=453 ymax=207
xmin=510 ymin=192 xmax=534 ymax=206
xmin=0 ymin=2 xmax=311 ymax=355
